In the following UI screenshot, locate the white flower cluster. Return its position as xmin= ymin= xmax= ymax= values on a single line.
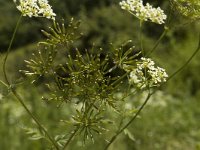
xmin=129 ymin=57 xmax=168 ymax=89
xmin=15 ymin=0 xmax=56 ymax=20
xmin=119 ymin=0 xmax=167 ymax=24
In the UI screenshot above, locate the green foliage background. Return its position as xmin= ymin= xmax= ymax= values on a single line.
xmin=0 ymin=0 xmax=200 ymax=149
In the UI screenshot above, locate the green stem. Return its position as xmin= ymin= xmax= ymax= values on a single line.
xmin=12 ymin=90 xmax=59 ymax=149
xmin=145 ymin=5 xmax=172 ymax=57
xmin=105 ymin=65 xmax=117 ymax=75
xmin=63 ymin=128 xmax=79 ymax=150
xmin=2 ymin=15 xmax=59 ymax=150
xmin=167 ymin=34 xmax=200 ymax=81
xmin=104 ymin=91 xmax=152 ymax=150
xmin=3 ymin=15 xmax=22 ymax=85
xmin=146 ymin=27 xmax=168 ymax=57
xmin=139 ymin=21 xmax=144 ymax=56
xmin=111 ymin=72 xmax=129 ymax=87
xmin=63 ymin=102 xmax=95 ymax=149
xmin=0 ymin=80 xmax=8 ymax=87
xmin=104 ymin=33 xmax=200 ymax=150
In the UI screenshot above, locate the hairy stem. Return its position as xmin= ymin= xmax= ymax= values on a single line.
xmin=2 ymin=15 xmax=59 ymax=150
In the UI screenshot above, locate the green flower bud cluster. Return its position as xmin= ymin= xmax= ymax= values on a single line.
xmin=171 ymin=0 xmax=200 ymax=20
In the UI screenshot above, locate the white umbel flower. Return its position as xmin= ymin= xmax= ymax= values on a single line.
xmin=129 ymin=57 xmax=168 ymax=89
xmin=119 ymin=0 xmax=167 ymax=24
xmin=14 ymin=0 xmax=56 ymax=20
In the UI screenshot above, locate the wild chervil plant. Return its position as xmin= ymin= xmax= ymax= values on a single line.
xmin=1 ymin=0 xmax=200 ymax=150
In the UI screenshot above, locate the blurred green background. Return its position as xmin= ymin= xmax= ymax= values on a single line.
xmin=0 ymin=0 xmax=200 ymax=150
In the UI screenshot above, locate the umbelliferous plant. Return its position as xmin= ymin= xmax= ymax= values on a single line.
xmin=1 ymin=0 xmax=200 ymax=150
xmin=171 ymin=0 xmax=200 ymax=20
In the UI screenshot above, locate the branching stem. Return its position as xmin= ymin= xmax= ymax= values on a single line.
xmin=104 ymin=33 xmax=200 ymax=150
xmin=2 ymin=15 xmax=59 ymax=150
xmin=63 ymin=102 xmax=95 ymax=149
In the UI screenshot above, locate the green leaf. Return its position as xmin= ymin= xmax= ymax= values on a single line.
xmin=22 ymin=127 xmax=45 ymax=141
xmin=124 ymin=129 xmax=135 ymax=141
